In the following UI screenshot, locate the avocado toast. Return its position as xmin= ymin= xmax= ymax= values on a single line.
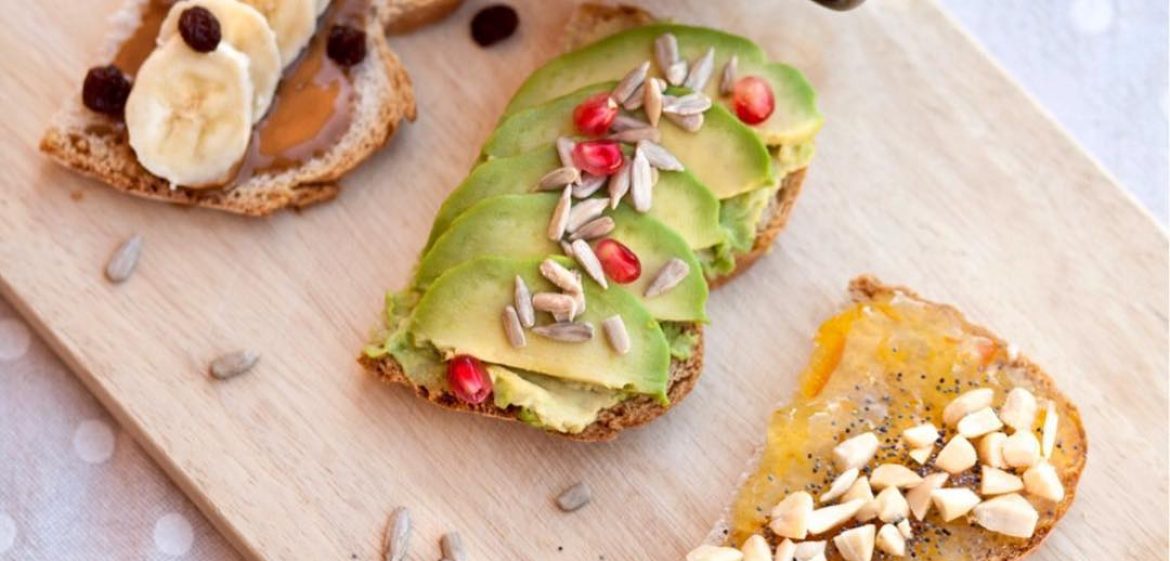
xmin=362 ymin=6 xmax=822 ymax=439
xmin=689 ymin=277 xmax=1086 ymax=561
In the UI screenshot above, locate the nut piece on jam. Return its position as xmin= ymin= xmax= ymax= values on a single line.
xmin=327 ymin=25 xmax=368 ymax=67
xmin=179 ymin=6 xmax=222 ymax=53
xmin=470 ymin=4 xmax=518 ymax=47
xmin=82 ymin=65 xmax=132 ymax=117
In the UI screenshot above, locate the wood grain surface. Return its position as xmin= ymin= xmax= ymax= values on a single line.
xmin=1 ymin=0 xmax=1166 ymax=560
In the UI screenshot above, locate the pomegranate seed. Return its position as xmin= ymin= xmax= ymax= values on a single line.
xmin=572 ymin=140 xmax=624 ymax=176
xmin=447 ymin=355 xmax=492 ymax=404
xmin=594 ymin=238 xmax=641 ymax=284
xmin=732 ymin=76 xmax=775 ymax=125
xmin=572 ymin=92 xmax=619 ymax=136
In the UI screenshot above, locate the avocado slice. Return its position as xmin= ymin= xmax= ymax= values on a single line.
xmin=502 ymin=23 xmax=822 ymax=145
xmin=415 ymin=193 xmax=708 ymax=322
xmin=409 ymin=256 xmax=671 ymax=400
xmin=488 ymin=365 xmax=624 ymax=434
xmin=425 ymin=146 xmax=725 ymax=252
xmin=483 ymin=82 xmax=776 ymax=200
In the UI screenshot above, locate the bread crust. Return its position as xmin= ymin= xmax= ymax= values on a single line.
xmin=381 ymin=0 xmax=464 ymax=34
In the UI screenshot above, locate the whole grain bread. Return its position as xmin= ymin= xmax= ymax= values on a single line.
xmin=40 ymin=0 xmax=421 ymax=216
xmin=701 ymin=276 xmax=1088 ymax=560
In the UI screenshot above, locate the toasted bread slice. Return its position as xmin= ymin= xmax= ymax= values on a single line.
xmin=40 ymin=0 xmax=417 ymax=216
xmin=701 ymin=276 xmax=1086 ymax=560
xmin=381 ymin=0 xmax=464 ymax=34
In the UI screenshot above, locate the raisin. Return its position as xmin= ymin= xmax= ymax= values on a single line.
xmin=179 ymin=6 xmax=221 ymax=53
xmin=470 ymin=4 xmax=518 ymax=47
xmin=327 ymin=25 xmax=367 ymax=66
xmin=82 ymin=65 xmax=132 ymax=117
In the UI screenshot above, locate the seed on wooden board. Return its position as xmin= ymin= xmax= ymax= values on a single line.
xmin=644 ymin=77 xmax=664 ymax=127
xmin=667 ymin=60 xmax=688 ymax=86
xmin=570 ymin=239 xmax=608 ymax=289
xmin=602 ymin=315 xmax=631 ymax=355
xmin=539 ymin=258 xmax=583 ymax=293
xmin=104 ymin=234 xmax=143 ymax=283
xmin=538 ymin=166 xmax=581 ymax=191
xmin=720 ymin=55 xmax=738 ymax=96
xmin=572 ymin=173 xmax=607 ymax=199
xmin=533 ymin=322 xmax=594 ymax=343
xmin=637 ymin=140 xmax=684 ymax=171
xmin=547 ymin=186 xmax=572 ymax=240
xmin=556 ymin=482 xmax=593 ymax=512
xmin=532 ymin=292 xmax=577 ymax=316
xmin=569 ymin=216 xmax=615 ymax=241
xmin=607 ymin=160 xmax=631 ymax=209
xmin=502 ymin=305 xmax=526 ymax=348
xmin=612 ymin=114 xmax=650 ymax=132
xmin=645 ymin=258 xmax=690 ymax=298
xmin=662 ymin=92 xmax=712 ymax=116
xmin=209 ymin=350 xmax=259 ymax=380
xmin=555 ymin=137 xmax=576 ymax=169
xmin=665 ymin=111 xmax=704 ymax=132
xmin=514 ymin=275 xmax=535 ymax=328
xmin=441 ymin=532 xmax=466 ymax=561
xmin=684 ymin=47 xmax=715 ymax=91
xmin=654 ymin=33 xmax=679 ymax=73
xmin=383 ymin=507 xmax=411 ymax=561
xmin=566 ymin=197 xmax=609 ymax=233
xmin=630 ymin=150 xmax=654 ymax=213
xmin=612 ymin=61 xmax=650 ymax=105
xmin=609 ymin=126 xmax=660 ymax=144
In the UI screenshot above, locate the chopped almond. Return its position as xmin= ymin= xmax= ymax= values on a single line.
xmin=833 ymin=432 xmax=880 ymax=471
xmin=1002 ymin=431 xmax=1041 ymax=468
xmin=978 ymin=432 xmax=1008 ymax=468
xmin=870 ymin=464 xmax=923 ymax=490
xmin=774 ymin=539 xmax=796 ymax=561
xmin=902 ymin=423 xmax=939 ymax=448
xmin=1041 ymin=400 xmax=1059 ymax=458
xmin=842 ymin=476 xmax=877 ymax=522
xmin=793 ymin=540 xmax=825 ymax=561
xmin=935 ymin=435 xmax=977 ymax=474
xmin=833 ymin=524 xmax=875 ymax=561
xmin=896 ymin=518 xmax=913 ymax=539
xmin=943 ymin=388 xmax=994 ymax=426
xmin=957 ymin=407 xmax=1004 ymax=438
xmin=1023 ymin=462 xmax=1065 ymax=501
xmin=740 ymin=534 xmax=771 ymax=561
xmin=874 ymin=486 xmax=910 ymax=523
xmin=686 ymin=545 xmax=744 ymax=561
xmin=999 ymin=387 xmax=1037 ymax=431
xmin=929 ymin=487 xmax=981 ymax=521
xmin=806 ymin=499 xmax=865 ymax=535
xmin=876 ymin=523 xmax=906 ymax=557
xmin=820 ymin=468 xmax=860 ymax=503
xmin=769 ymin=492 xmax=814 ymax=540
xmin=906 ymin=472 xmax=948 ymax=520
xmin=908 ymin=446 xmax=932 ymax=465
xmin=981 ymin=465 xmax=1024 ymax=496
xmin=972 ymin=493 xmax=1039 ymax=538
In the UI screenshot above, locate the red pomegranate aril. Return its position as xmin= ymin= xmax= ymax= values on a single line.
xmin=447 ymin=354 xmax=492 ymax=404
xmin=572 ymin=140 xmax=624 ymax=176
xmin=572 ymin=92 xmax=619 ymax=136
xmin=732 ymin=76 xmax=775 ymax=125
xmin=595 ymin=238 xmax=641 ymax=284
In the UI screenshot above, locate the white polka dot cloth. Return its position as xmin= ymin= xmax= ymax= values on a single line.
xmin=0 ymin=1 xmax=1165 ymax=559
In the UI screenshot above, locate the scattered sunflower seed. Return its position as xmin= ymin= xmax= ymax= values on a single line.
xmin=720 ymin=55 xmax=738 ymax=96
xmin=440 ymin=533 xmax=466 ymax=561
xmin=630 ymin=150 xmax=654 ymax=213
xmin=514 ymin=276 xmax=535 ymax=328
xmin=570 ymin=239 xmax=608 ymax=289
xmin=662 ymin=92 xmax=712 ymax=116
xmin=654 ymin=33 xmax=679 ymax=74
xmin=665 ymin=111 xmax=704 ymax=132
xmin=383 ymin=507 xmax=411 ymax=561
xmin=609 ymin=126 xmax=660 ymax=144
xmin=644 ymin=77 xmax=664 ymax=127
xmin=539 ymin=259 xmax=583 ymax=293
xmin=572 ymin=173 xmax=607 ymax=198
xmin=532 ymin=292 xmax=577 ymax=317
xmin=538 ymin=166 xmax=581 ymax=191
xmin=555 ymin=137 xmax=576 ymax=169
xmin=684 ymin=47 xmax=715 ymax=91
xmin=568 ymin=216 xmax=615 ymax=241
xmin=556 ymin=482 xmax=593 ymax=512
xmin=566 ymin=197 xmax=610 ymax=233
xmin=607 ymin=160 xmax=631 ymax=209
xmin=502 ymin=305 xmax=526 ymax=348
xmin=637 ymin=140 xmax=684 ymax=171
xmin=533 ymin=322 xmax=594 ymax=343
xmin=569 ymin=282 xmax=586 ymax=319
xmin=645 ymin=258 xmax=691 ymax=298
xmin=602 ymin=315 xmax=631 ymax=355
xmin=560 ymin=240 xmax=575 ymax=258
xmin=104 ymin=234 xmax=143 ymax=283
xmin=612 ymin=114 xmax=650 ymax=132
xmin=209 ymin=350 xmax=259 ymax=380
xmin=667 ymin=60 xmax=688 ymax=87
xmin=612 ymin=61 xmax=650 ymax=105
xmin=547 ymin=186 xmax=572 ymax=240
xmin=622 ymin=83 xmax=645 ymax=111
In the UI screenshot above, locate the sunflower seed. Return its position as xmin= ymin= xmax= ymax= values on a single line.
xmin=612 ymin=114 xmax=650 ymax=132
xmin=568 ymin=216 xmax=615 ymax=241
xmin=532 ymin=292 xmax=577 ymax=317
xmin=502 ymin=305 xmax=526 ymax=348
xmin=556 ymin=482 xmax=593 ymax=512
xmin=662 ymin=92 xmax=712 ymax=116
xmin=569 ymin=282 xmax=586 ymax=319
xmin=612 ymin=61 xmax=650 ymax=104
xmin=539 ymin=259 xmax=583 ymax=293
xmin=556 ymin=137 xmax=576 ymax=169
xmin=644 ymin=77 xmax=664 ymax=126
xmin=665 ymin=111 xmax=704 ymax=132
xmin=441 ymin=533 xmax=466 ymax=561
xmin=570 ymin=239 xmax=608 ymax=289
xmin=208 ymin=350 xmax=259 ymax=380
xmin=654 ymin=33 xmax=679 ymax=73
xmin=547 ymin=186 xmax=572 ymax=240
xmin=383 ymin=507 xmax=411 ymax=561
xmin=567 ymin=197 xmax=609 ymax=233
xmin=630 ymin=150 xmax=654 ymax=213
xmin=637 ymin=140 xmax=684 ymax=171
xmin=645 ymin=258 xmax=690 ymax=298
xmin=607 ymin=160 xmax=631 ymax=209
xmin=514 ymin=276 xmax=535 ymax=328
xmin=572 ymin=173 xmax=607 ymax=198
xmin=609 ymin=126 xmax=660 ymax=144
xmin=104 ymin=234 xmax=143 ymax=283
xmin=602 ymin=315 xmax=631 ymax=355
xmin=538 ymin=166 xmax=581 ymax=191
xmin=684 ymin=47 xmax=715 ymax=91
xmin=624 ymin=85 xmax=645 ymax=111
xmin=720 ymin=55 xmax=738 ymax=96
xmin=667 ymin=60 xmax=688 ymax=86
xmin=560 ymin=241 xmax=575 ymax=258
xmin=533 ymin=322 xmax=594 ymax=343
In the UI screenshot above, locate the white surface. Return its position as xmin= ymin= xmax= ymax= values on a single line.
xmin=1 ymin=1 xmax=1166 ymax=559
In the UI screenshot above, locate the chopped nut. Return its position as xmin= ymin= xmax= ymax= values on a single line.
xmin=957 ymin=407 xmax=1004 ymax=438
xmin=930 ymin=487 xmax=981 ymax=521
xmin=833 ymin=524 xmax=875 ymax=561
xmin=1002 ymin=431 xmax=1041 ymax=468
xmin=943 ymin=388 xmax=994 ymax=426
xmin=842 ymin=476 xmax=877 ymax=522
xmin=769 ymin=491 xmax=813 ymax=539
xmin=833 ymin=432 xmax=880 ymax=471
xmin=999 ymin=387 xmax=1038 ymax=431
xmin=1041 ymin=400 xmax=1059 ymax=458
xmin=806 ymin=499 xmax=865 ymax=535
xmin=935 ymin=435 xmax=977 ymax=474
xmin=972 ymin=493 xmax=1038 ymax=538
xmin=740 ymin=534 xmax=771 ymax=561
xmin=1022 ymin=462 xmax=1064 ymax=501
xmin=774 ymin=539 xmax=796 ymax=561
xmin=819 ymin=468 xmax=859 ymax=503
xmin=876 ymin=524 xmax=906 ymax=557
xmin=686 ymin=545 xmax=743 ymax=561
xmin=908 ymin=446 xmax=932 ymax=465
xmin=874 ymin=487 xmax=910 ymax=523
xmin=978 ymin=432 xmax=1008 ymax=468
xmin=981 ymin=465 xmax=1024 ymax=496
xmin=896 ymin=519 xmax=913 ymax=539
xmin=792 ymin=541 xmax=825 ymax=561
xmin=906 ymin=473 xmax=948 ymax=521
xmin=902 ymin=423 xmax=939 ymax=449
xmin=870 ymin=464 xmax=923 ymax=490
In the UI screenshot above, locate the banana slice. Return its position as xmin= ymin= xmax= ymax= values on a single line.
xmin=238 ymin=0 xmax=318 ymax=67
xmin=125 ymin=38 xmax=254 ymax=188
xmin=158 ymin=0 xmax=281 ymax=121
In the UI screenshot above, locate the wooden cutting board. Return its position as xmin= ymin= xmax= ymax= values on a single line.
xmin=1 ymin=0 xmax=1166 ymax=559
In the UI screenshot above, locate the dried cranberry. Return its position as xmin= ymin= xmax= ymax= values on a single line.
xmin=572 ymin=92 xmax=619 ymax=136
xmin=594 ymin=238 xmax=641 ymax=284
xmin=447 ymin=355 xmax=492 ymax=404
xmin=470 ymin=4 xmax=518 ymax=47
xmin=732 ymin=76 xmax=775 ymax=125
xmin=327 ymin=25 xmax=367 ymax=67
xmin=572 ymin=140 xmax=624 ymax=176
xmin=82 ymin=65 xmax=132 ymax=117
xmin=178 ymin=6 xmax=221 ymax=53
